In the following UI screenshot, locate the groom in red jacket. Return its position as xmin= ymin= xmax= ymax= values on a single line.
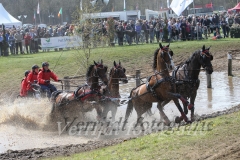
xmin=38 ymin=62 xmax=60 ymax=98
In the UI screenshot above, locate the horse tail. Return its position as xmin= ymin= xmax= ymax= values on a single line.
xmin=125 ymin=99 xmax=133 ymax=121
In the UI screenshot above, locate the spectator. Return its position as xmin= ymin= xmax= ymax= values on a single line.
xmin=125 ymin=23 xmax=133 ymax=45
xmin=214 ymin=28 xmax=222 ymax=39
xmin=24 ymin=32 xmax=31 ymax=54
xmin=195 ymin=22 xmax=202 ymax=39
xmin=14 ymin=30 xmax=23 ymax=54
xmin=116 ymin=22 xmax=124 ymax=46
xmin=135 ymin=21 xmax=142 ymax=45
xmin=29 ymin=29 xmax=36 ymax=53
xmin=149 ymin=24 xmax=154 ymax=43
xmin=43 ymin=30 xmax=51 ymax=52
xmin=141 ymin=21 xmax=149 ymax=43
xmin=8 ymin=31 xmax=15 ymax=55
xmin=154 ymin=19 xmax=161 ymax=42
xmin=220 ymin=17 xmax=227 ymax=38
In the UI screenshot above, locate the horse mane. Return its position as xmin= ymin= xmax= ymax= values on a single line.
xmin=185 ymin=50 xmax=201 ymax=65
xmin=86 ymin=65 xmax=95 ymax=79
xmin=153 ymin=48 xmax=160 ymax=70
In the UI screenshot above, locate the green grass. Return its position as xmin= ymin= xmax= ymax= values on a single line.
xmin=0 ymin=38 xmax=239 ymax=96
xmin=45 ymin=110 xmax=240 ymax=160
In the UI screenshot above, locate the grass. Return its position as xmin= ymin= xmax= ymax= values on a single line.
xmin=0 ymin=38 xmax=239 ymax=96
xmin=45 ymin=110 xmax=240 ymax=160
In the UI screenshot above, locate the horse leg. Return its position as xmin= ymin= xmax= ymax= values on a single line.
xmin=95 ymin=106 xmax=103 ymax=121
xmin=172 ymin=97 xmax=190 ymax=123
xmin=189 ymin=94 xmax=197 ymax=122
xmin=101 ymin=105 xmax=109 ymax=121
xmin=111 ymin=105 xmax=117 ymax=122
xmin=158 ymin=101 xmax=171 ymax=126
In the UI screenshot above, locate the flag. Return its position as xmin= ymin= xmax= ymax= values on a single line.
xmin=205 ymin=3 xmax=213 ymax=8
xmin=58 ymin=7 xmax=62 ymax=17
xmin=34 ymin=11 xmax=36 ymax=19
xmin=37 ymin=2 xmax=40 ymax=14
xmin=136 ymin=3 xmax=139 ymax=10
xmin=170 ymin=0 xmax=193 ymax=16
xmin=167 ymin=0 xmax=170 ymax=8
xmin=112 ymin=6 xmax=114 ymax=12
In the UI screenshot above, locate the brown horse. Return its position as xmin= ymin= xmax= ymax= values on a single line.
xmin=100 ymin=61 xmax=128 ymax=122
xmin=159 ymin=45 xmax=213 ymax=123
xmin=125 ymin=43 xmax=191 ymax=128
xmin=50 ymin=60 xmax=108 ymax=126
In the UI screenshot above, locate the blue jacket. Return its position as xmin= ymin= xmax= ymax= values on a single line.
xmin=135 ymin=25 xmax=142 ymax=33
xmin=8 ymin=35 xmax=15 ymax=45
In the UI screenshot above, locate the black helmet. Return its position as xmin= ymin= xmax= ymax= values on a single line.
xmin=32 ymin=64 xmax=39 ymax=70
xmin=42 ymin=62 xmax=49 ymax=67
xmin=25 ymin=70 xmax=30 ymax=77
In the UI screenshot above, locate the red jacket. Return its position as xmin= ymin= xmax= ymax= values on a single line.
xmin=38 ymin=68 xmax=58 ymax=85
xmin=20 ymin=78 xmax=28 ymax=97
xmin=27 ymin=71 xmax=38 ymax=90
xmin=24 ymin=35 xmax=32 ymax=45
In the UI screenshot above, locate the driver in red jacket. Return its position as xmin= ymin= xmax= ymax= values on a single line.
xmin=20 ymin=70 xmax=30 ymax=97
xmin=37 ymin=62 xmax=60 ymax=98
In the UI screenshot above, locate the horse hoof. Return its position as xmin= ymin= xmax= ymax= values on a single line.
xmin=164 ymin=121 xmax=171 ymax=126
xmin=175 ymin=116 xmax=181 ymax=123
xmin=187 ymin=120 xmax=192 ymax=124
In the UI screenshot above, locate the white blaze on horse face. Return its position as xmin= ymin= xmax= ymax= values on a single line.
xmin=168 ymin=52 xmax=175 ymax=70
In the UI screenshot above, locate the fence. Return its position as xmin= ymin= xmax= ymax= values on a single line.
xmin=227 ymin=52 xmax=240 ymax=76
xmin=55 ymin=68 xmax=211 ymax=92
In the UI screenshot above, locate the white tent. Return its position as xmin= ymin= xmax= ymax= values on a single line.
xmin=0 ymin=3 xmax=22 ymax=28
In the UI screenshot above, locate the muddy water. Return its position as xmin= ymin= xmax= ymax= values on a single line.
xmin=118 ymin=72 xmax=240 ymax=119
xmin=0 ymin=72 xmax=239 ymax=153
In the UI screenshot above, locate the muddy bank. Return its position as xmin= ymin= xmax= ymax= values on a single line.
xmin=1 ymin=104 xmax=240 ymax=160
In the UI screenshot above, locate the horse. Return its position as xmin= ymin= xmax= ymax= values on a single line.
xmin=159 ymin=45 xmax=213 ymax=123
xmin=50 ymin=60 xmax=108 ymax=127
xmin=125 ymin=43 xmax=191 ymax=129
xmin=100 ymin=61 xmax=128 ymax=122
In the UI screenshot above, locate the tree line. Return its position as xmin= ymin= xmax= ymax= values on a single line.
xmin=0 ymin=0 xmax=239 ymax=25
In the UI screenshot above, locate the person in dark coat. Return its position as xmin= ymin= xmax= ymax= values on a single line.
xmin=116 ymin=22 xmax=125 ymax=46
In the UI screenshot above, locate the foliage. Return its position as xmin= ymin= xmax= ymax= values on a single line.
xmin=106 ymin=17 xmax=115 ymax=44
xmin=162 ymin=13 xmax=169 ymax=42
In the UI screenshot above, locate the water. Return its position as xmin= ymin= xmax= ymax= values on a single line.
xmin=118 ymin=72 xmax=240 ymax=119
xmin=0 ymin=72 xmax=239 ymax=153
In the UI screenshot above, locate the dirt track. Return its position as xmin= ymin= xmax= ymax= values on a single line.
xmin=1 ymin=104 xmax=240 ymax=160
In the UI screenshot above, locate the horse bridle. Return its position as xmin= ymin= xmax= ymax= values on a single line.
xmin=89 ymin=64 xmax=108 ymax=86
xmin=160 ymin=48 xmax=173 ymax=70
xmin=112 ymin=65 xmax=126 ymax=77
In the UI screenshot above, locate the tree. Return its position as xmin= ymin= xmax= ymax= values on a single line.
xmin=162 ymin=13 xmax=169 ymax=42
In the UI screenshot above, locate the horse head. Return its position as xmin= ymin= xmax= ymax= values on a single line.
xmin=110 ymin=60 xmax=128 ymax=84
xmin=93 ymin=60 xmax=108 ymax=85
xmin=200 ymin=45 xmax=213 ymax=74
xmin=156 ymin=43 xmax=174 ymax=71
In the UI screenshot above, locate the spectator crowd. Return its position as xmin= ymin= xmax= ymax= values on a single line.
xmin=0 ymin=12 xmax=240 ymax=56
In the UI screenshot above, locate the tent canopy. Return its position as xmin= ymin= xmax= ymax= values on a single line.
xmin=228 ymin=2 xmax=240 ymax=13
xmin=0 ymin=3 xmax=22 ymax=28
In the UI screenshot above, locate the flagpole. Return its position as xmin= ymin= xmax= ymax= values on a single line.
xmin=61 ymin=7 xmax=63 ymax=25
xmin=123 ymin=0 xmax=126 ymax=11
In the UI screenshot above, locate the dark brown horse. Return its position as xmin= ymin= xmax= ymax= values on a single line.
xmin=50 ymin=60 xmax=108 ymax=125
xmin=159 ymin=45 xmax=213 ymax=123
xmin=100 ymin=61 xmax=128 ymax=122
xmin=125 ymin=43 xmax=191 ymax=128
